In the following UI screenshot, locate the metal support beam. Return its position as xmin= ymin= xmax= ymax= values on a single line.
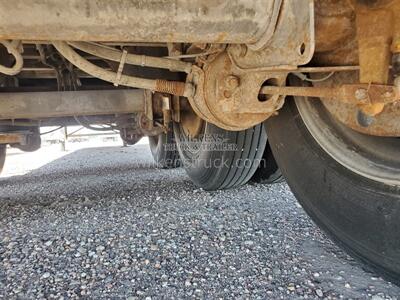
xmin=0 ymin=0 xmax=280 ymax=50
xmin=0 ymin=89 xmax=145 ymax=120
xmin=0 ymin=132 xmax=28 ymax=144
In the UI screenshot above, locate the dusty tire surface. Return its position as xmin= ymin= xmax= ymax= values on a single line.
xmin=173 ymin=122 xmax=266 ymax=191
xmin=251 ymin=140 xmax=284 ymax=184
xmin=0 ymin=144 xmax=6 ymax=173
xmin=149 ymin=130 xmax=180 ymax=169
xmin=265 ymin=99 xmax=400 ymax=281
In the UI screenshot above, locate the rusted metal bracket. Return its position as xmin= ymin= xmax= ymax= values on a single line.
xmin=141 ymin=91 xmax=173 ymax=135
xmin=185 ymin=0 xmax=315 ymax=131
xmin=228 ymin=0 xmax=315 ymax=69
xmin=188 ymin=54 xmax=287 ymax=131
xmin=172 ymin=96 xmax=181 ymax=123
xmin=260 ymin=84 xmax=400 ymax=105
xmin=161 ymin=95 xmax=172 ymax=129
xmin=0 ymin=132 xmax=29 ymax=145
xmin=144 ymin=90 xmax=154 ymax=123
xmin=260 ymin=83 xmax=400 ymax=116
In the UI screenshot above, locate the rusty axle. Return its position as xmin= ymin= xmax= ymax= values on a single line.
xmin=260 ymin=84 xmax=400 ymax=107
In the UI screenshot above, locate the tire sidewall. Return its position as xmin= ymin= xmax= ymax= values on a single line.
xmin=149 ymin=131 xmax=180 ymax=168
xmin=265 ymin=99 xmax=400 ymax=279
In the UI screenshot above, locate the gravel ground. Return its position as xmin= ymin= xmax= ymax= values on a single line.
xmin=0 ymin=141 xmax=399 ymax=299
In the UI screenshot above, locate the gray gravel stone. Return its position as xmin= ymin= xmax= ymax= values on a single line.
xmin=0 ymin=143 xmax=399 ymax=299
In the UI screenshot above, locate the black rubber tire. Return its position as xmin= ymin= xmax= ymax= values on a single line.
xmin=173 ymin=122 xmax=267 ymax=191
xmin=148 ymin=130 xmax=180 ymax=169
xmin=14 ymin=128 xmax=41 ymax=152
xmin=0 ymin=145 xmax=6 ymax=174
xmin=251 ymin=140 xmax=284 ymax=184
xmin=265 ymin=99 xmax=400 ymax=280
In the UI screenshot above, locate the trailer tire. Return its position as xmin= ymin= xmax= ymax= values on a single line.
xmin=0 ymin=145 xmax=6 ymax=174
xmin=265 ymin=98 xmax=400 ymax=281
xmin=251 ymin=140 xmax=284 ymax=184
xmin=173 ymin=122 xmax=266 ymax=191
xmin=149 ymin=130 xmax=180 ymax=169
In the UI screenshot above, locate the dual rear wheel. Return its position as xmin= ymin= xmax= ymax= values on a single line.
xmin=149 ymin=94 xmax=400 ymax=280
xmin=148 ymin=127 xmax=180 ymax=169
xmin=265 ymin=96 xmax=400 ymax=280
xmin=149 ymin=110 xmax=281 ymax=190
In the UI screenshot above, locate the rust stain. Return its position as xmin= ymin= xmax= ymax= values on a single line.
xmin=312 ymin=72 xmax=400 ymax=136
xmin=215 ymin=32 xmax=228 ymax=43
xmin=0 ymin=133 xmax=24 ymax=144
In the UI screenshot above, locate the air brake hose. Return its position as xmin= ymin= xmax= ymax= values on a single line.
xmin=68 ymin=41 xmax=192 ymax=74
xmin=52 ymin=41 xmax=194 ymax=97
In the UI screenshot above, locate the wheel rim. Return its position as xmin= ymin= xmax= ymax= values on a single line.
xmin=295 ymin=97 xmax=400 ymax=186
